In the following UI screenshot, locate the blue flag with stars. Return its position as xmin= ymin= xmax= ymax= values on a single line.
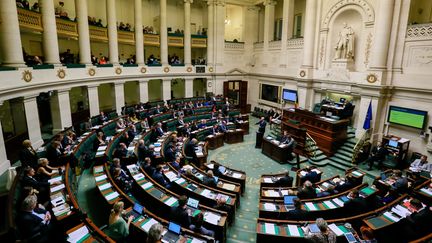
xmin=363 ymin=101 xmax=372 ymax=130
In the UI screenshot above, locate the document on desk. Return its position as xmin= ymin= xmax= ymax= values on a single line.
xmin=328 ymin=223 xmax=344 ymax=236
xmin=287 ymin=224 xmax=300 ymax=236
xmin=207 ymin=163 xmax=214 ymax=169
xmin=264 ymin=223 xmax=276 ymax=235
xmin=305 ymin=202 xmax=317 ymax=211
xmin=299 ymin=171 xmax=307 ymax=176
xmin=263 ymin=203 xmax=276 ymax=211
xmin=67 ymin=225 xmax=89 ymax=243
xmin=133 ymin=173 xmax=145 ymax=181
xmin=95 ymin=151 xmax=105 ymax=157
xmin=420 ymin=188 xmax=432 ymax=196
xmin=94 ymin=166 xmax=103 ymax=173
xmin=175 ymin=177 xmax=186 ymax=184
xmin=164 ymin=197 xmax=178 ymax=206
xmin=95 ymin=174 xmax=107 ymax=182
xmin=395 ymin=205 xmax=411 ymax=216
xmin=200 ymin=189 xmax=211 ymax=197
xmin=48 ymin=176 xmax=62 ymax=184
xmin=98 ymin=183 xmax=111 ymax=191
xmin=232 ymin=172 xmax=242 ymax=178
xmin=266 ymin=190 xmax=279 ymax=197
xmin=142 ymin=182 xmax=153 ymax=190
xmin=196 ymin=151 xmax=204 ymax=156
xmin=351 ymin=170 xmax=363 ymax=177
xmin=50 ymin=183 xmax=65 ymax=193
xmin=141 ymin=218 xmax=158 ymax=233
xmin=323 ymin=200 xmax=337 ymax=209
xmin=263 ymin=178 xmax=273 ymax=183
xmin=105 ymin=191 xmax=119 ymax=201
xmin=97 ymin=145 xmax=107 ymax=151
xmin=391 ymin=207 xmax=407 ymax=218
xmin=311 ymin=169 xmax=321 ymax=174
xmin=332 ymin=198 xmax=344 ymax=207
xmin=204 ymin=212 xmax=220 ymax=225
xmin=222 ymin=183 xmax=236 ymax=191
xmin=165 ymin=171 xmax=177 ymax=182
xmin=384 ymin=212 xmax=400 ymax=222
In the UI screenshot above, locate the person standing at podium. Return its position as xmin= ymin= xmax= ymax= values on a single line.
xmin=255 ymin=117 xmax=266 ymax=148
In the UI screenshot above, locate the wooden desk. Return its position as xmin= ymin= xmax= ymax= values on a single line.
xmin=236 ymin=121 xmax=249 ymax=135
xmin=282 ymin=108 xmax=349 ymax=156
xmin=206 ymin=133 xmax=224 ymax=150
xmin=66 ymin=223 xmax=98 ymax=243
xmin=205 ymin=161 xmax=246 ymax=194
xmin=295 ymin=166 xmax=322 ymax=186
xmin=261 ymin=137 xmax=292 ymax=164
xmin=224 ymin=129 xmax=244 ymax=144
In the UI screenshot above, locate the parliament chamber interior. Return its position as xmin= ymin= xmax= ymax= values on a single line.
xmin=1 ymin=0 xmax=432 ymax=242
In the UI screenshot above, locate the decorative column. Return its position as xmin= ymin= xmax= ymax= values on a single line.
xmin=160 ymin=0 xmax=168 ymax=66
xmin=0 ymin=102 xmax=10 ymax=175
xmin=162 ymin=78 xmax=172 ymax=101
xmin=184 ymin=0 xmax=193 ymax=66
xmin=0 ymin=0 xmax=26 ymax=67
xmin=41 ymin=0 xmax=61 ymax=65
xmin=106 ymin=0 xmax=119 ymax=65
xmin=369 ymin=0 xmax=395 ymax=71
xmin=391 ymin=0 xmax=411 ymax=73
xmin=263 ymin=0 xmax=276 ymax=51
xmin=280 ymin=0 xmax=294 ymax=66
xmin=139 ymin=79 xmax=149 ymax=103
xmin=114 ymin=82 xmax=125 ymax=115
xmin=135 ymin=0 xmax=144 ymax=65
xmin=300 ymin=0 xmax=318 ymax=71
xmin=50 ymin=89 xmax=72 ymax=133
xmin=185 ymin=78 xmax=194 ymax=98
xmin=75 ymin=0 xmax=91 ymax=64
xmin=24 ymin=95 xmax=43 ymax=148
xmin=87 ymin=85 xmax=100 ymax=117
xmin=207 ymin=0 xmax=214 ymax=66
xmin=214 ymin=0 xmax=226 ymax=67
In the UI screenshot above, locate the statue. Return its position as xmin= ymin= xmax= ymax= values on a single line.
xmin=334 ymin=23 xmax=355 ymax=60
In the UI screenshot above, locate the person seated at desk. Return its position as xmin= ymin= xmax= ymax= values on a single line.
xmin=177 ymin=116 xmax=185 ymax=126
xmin=114 ymin=143 xmax=128 ymax=159
xmin=127 ymin=124 xmax=137 ymax=142
xmin=180 ymin=123 xmax=191 ymax=137
xmin=358 ymin=226 xmax=378 ymax=243
xmin=301 ymin=167 xmax=320 ymax=184
xmin=286 ymin=198 xmax=307 ymax=221
xmin=116 ymin=118 xmax=126 ymax=130
xmin=403 ymin=199 xmax=432 ymax=236
xmin=46 ymin=141 xmax=64 ymax=167
xmin=344 ymin=189 xmax=368 ymax=215
xmin=339 ymin=100 xmax=354 ymax=119
xmin=390 ymin=170 xmax=409 ymax=193
xmin=62 ymin=131 xmax=75 ymax=148
xmin=211 ymin=124 xmax=220 ymax=135
xmin=379 ymin=187 xmax=398 ymax=205
xmin=317 ymin=185 xmax=338 ymax=198
xmin=110 ymin=158 xmax=128 ymax=178
xmin=16 ymin=194 xmax=59 ymax=243
xmin=190 ymin=121 xmax=199 ymax=131
xmin=212 ymin=162 xmax=224 ymax=177
xmin=276 ymin=171 xmax=293 ymax=187
xmin=170 ymin=195 xmax=192 ymax=228
xmin=155 ymin=105 xmax=162 ymax=114
xmin=190 ymin=212 xmax=215 ymax=237
xmin=203 ymin=170 xmax=218 ymax=188
xmin=334 ymin=175 xmax=355 ymax=192
xmin=113 ymin=167 xmax=133 ymax=193
xmin=218 ymin=120 xmax=228 ymax=133
xmin=137 ymin=139 xmax=151 ymax=163
xmin=19 ymin=139 xmax=39 ymax=169
xmin=129 ymin=113 xmax=139 ymax=123
xmin=164 ymin=144 xmax=177 ymax=162
xmin=106 ymin=201 xmax=134 ymax=242
xmin=93 ymin=132 xmax=106 ymax=151
xmin=280 ymin=131 xmax=295 ymax=161
xmin=35 ymin=158 xmax=57 ymax=183
xmin=147 ymin=223 xmax=164 ymax=243
xmin=155 ymin=122 xmax=165 ymax=137
xmin=142 ymin=157 xmax=156 ymax=177
xmin=297 ymin=181 xmax=317 ymax=199
xmin=304 ymin=218 xmax=336 ymax=243
xmin=197 ymin=119 xmax=207 ymax=129
xmin=153 ymin=165 xmax=169 ymax=188
xmin=410 ymin=155 xmax=432 ymax=173
xmin=99 ymin=111 xmax=109 ymax=124
xmin=21 ymin=166 xmax=60 ymax=206
xmin=171 ymin=156 xmax=181 ymax=170
xmin=141 ymin=117 xmax=150 ymax=130
xmin=365 ymin=142 xmax=387 ymax=170
xmin=185 ymin=138 xmax=199 ymax=166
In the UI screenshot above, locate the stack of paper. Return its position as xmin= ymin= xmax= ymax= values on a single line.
xmin=175 ymin=177 xmax=186 ymax=184
xmin=263 ymin=203 xmax=276 ymax=211
xmin=207 ymin=163 xmax=214 ymax=169
xmin=133 ymin=173 xmax=145 ymax=181
xmin=98 ymin=146 xmax=107 ymax=151
xmin=232 ymin=172 xmax=242 ymax=178
xmin=299 ymin=171 xmax=307 ymax=176
xmin=95 ymin=174 xmax=107 ymax=182
xmin=94 ymin=166 xmax=104 ymax=173
xmin=287 ymin=225 xmax=301 ymax=236
xmin=222 ymin=183 xmax=236 ymax=191
xmin=305 ymin=202 xmax=317 ymax=211
xmin=105 ymin=191 xmax=119 ymax=201
xmin=383 ymin=212 xmax=400 ymax=222
xmin=164 ymin=197 xmax=178 ymax=206
xmin=201 ymin=189 xmax=211 ymax=197
xmin=165 ymin=171 xmax=177 ymax=182
xmin=328 ymin=223 xmax=344 ymax=236
xmin=266 ymin=190 xmax=279 ymax=197
xmin=98 ymin=183 xmax=112 ymax=191
xmin=204 ymin=212 xmax=221 ymax=225
xmin=420 ymin=188 xmax=432 ymax=196
xmin=48 ymin=176 xmax=62 ymax=184
xmin=141 ymin=218 xmax=158 ymax=233
xmin=67 ymin=225 xmax=89 ymax=243
xmin=332 ymin=198 xmax=344 ymax=207
xmin=323 ymin=200 xmax=337 ymax=209
xmin=142 ymin=182 xmax=153 ymax=190
xmin=264 ymin=223 xmax=276 ymax=235
xmin=50 ymin=184 xmax=65 ymax=193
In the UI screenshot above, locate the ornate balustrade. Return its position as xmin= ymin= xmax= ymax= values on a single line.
xmin=89 ymin=26 xmax=108 ymax=42
xmin=191 ymin=37 xmax=207 ymax=48
xmin=117 ymin=30 xmax=135 ymax=44
xmin=17 ymin=7 xmax=43 ymax=32
xmin=144 ymin=34 xmax=160 ymax=46
xmin=253 ymin=42 xmax=264 ymax=50
xmin=269 ymin=40 xmax=281 ymax=49
xmin=168 ymin=36 xmax=184 ymax=47
xmin=406 ymin=23 xmax=432 ymax=41
xmin=56 ymin=18 xmax=78 ymax=38
xmin=287 ymin=38 xmax=304 ymax=49
xmin=224 ymin=42 xmax=245 ymax=50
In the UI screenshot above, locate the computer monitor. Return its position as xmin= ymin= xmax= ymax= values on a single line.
xmin=284 ymin=195 xmax=297 ymax=206
xmin=187 ymin=198 xmax=199 ymax=209
xmin=133 ymin=203 xmax=144 ymax=214
xmin=168 ymin=222 xmax=181 ymax=234
xmin=388 ymin=140 xmax=398 ymax=148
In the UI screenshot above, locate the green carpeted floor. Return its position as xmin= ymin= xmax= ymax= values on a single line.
xmin=77 ymin=116 xmax=377 ymax=243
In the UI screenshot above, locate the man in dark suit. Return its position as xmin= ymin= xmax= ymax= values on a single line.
xmin=152 ymin=165 xmax=169 ymax=188
xmin=343 ymin=189 xmax=368 ymax=215
xmin=301 ymin=167 xmax=320 ymax=184
xmin=113 ymin=143 xmax=128 ymax=159
xmin=255 ymin=117 xmax=267 ymax=148
xmin=170 ymin=195 xmax=192 ymax=228
xmin=21 ymin=166 xmax=59 ymax=203
xmin=297 ymin=181 xmax=317 ymax=199
xmin=164 ymin=145 xmax=176 ymax=162
xmin=202 ymin=170 xmax=217 ymax=188
xmin=276 ymin=171 xmax=294 ymax=187
xmin=19 ymin=140 xmax=39 ymax=169
xmin=366 ymin=142 xmax=387 ymax=170
xmin=185 ymin=138 xmax=199 ymax=166
xmin=155 ymin=122 xmax=164 ymax=137
xmin=280 ymin=131 xmax=295 ymax=161
xmin=46 ymin=141 xmax=63 ymax=167
xmin=286 ymin=198 xmax=308 ymax=221
xmin=142 ymin=157 xmax=156 ymax=177
xmin=99 ymin=111 xmax=109 ymax=124
xmin=211 ymin=124 xmax=219 ymax=135
xmin=137 ymin=139 xmax=151 ymax=163
xmin=391 ymin=170 xmax=409 ymax=193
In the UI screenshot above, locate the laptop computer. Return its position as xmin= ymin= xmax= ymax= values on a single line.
xmin=187 ymin=198 xmax=199 ymax=209
xmin=162 ymin=222 xmax=181 ymax=243
xmin=218 ymin=166 xmax=226 ymax=174
xmin=126 ymin=203 xmax=144 ymax=219
xmin=284 ymin=195 xmax=297 ymax=211
xmin=308 ymin=223 xmax=320 ymax=234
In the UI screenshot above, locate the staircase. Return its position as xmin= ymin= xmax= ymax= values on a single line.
xmin=326 ymin=131 xmax=357 ymax=170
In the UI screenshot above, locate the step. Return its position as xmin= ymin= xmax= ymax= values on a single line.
xmin=329 ymin=156 xmax=353 ymax=168
xmin=340 ymin=146 xmax=355 ymax=154
xmin=334 ymin=152 xmax=352 ymax=162
xmin=336 ymin=149 xmax=353 ymax=158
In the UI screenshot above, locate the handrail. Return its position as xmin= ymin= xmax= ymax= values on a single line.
xmin=304 ymin=132 xmax=317 ymax=159
xmin=351 ymin=129 xmax=371 ymax=164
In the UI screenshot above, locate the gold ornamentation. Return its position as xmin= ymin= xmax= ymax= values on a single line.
xmin=22 ymin=70 xmax=32 ymax=82
xmin=366 ymin=73 xmax=378 ymax=83
xmin=164 ymin=67 xmax=170 ymax=73
xmin=88 ymin=68 xmax=96 ymax=76
xmin=299 ymin=70 xmax=306 ymax=77
xmin=57 ymin=69 xmax=66 ymax=79
xmin=115 ymin=67 xmax=122 ymax=75
xmin=140 ymin=67 xmax=147 ymax=73
xmin=187 ymin=66 xmax=193 ymax=72
xmin=208 ymin=67 xmax=214 ymax=72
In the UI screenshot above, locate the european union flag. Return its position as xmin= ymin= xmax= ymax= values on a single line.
xmin=363 ymin=101 xmax=372 ymax=130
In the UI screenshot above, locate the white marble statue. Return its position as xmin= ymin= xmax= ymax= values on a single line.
xmin=334 ymin=23 xmax=355 ymax=60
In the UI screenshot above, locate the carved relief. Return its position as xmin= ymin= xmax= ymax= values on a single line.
xmin=364 ymin=33 xmax=372 ymax=67
xmin=408 ymin=47 xmax=432 ymax=66
xmin=323 ymin=0 xmax=375 ymax=29
xmin=319 ymin=39 xmax=325 ymax=66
